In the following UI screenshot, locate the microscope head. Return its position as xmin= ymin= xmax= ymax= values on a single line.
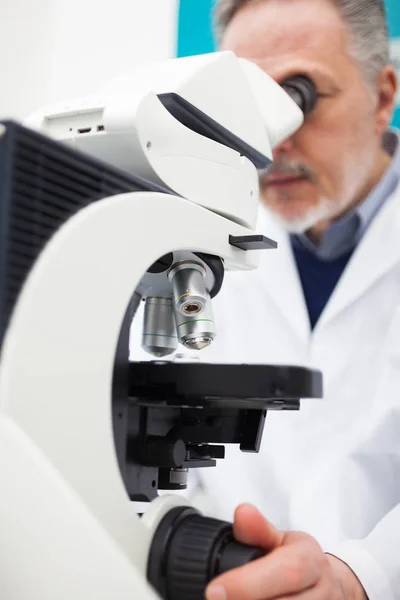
xmin=25 ymin=51 xmax=316 ymax=232
xmin=26 ymin=51 xmax=317 ymax=360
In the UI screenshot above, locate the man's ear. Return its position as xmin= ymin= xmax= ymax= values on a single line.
xmin=375 ymin=64 xmax=397 ymax=135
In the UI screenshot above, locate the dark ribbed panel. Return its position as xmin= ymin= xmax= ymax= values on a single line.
xmin=0 ymin=121 xmax=169 ymax=351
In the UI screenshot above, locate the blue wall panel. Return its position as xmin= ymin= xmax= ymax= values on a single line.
xmin=386 ymin=0 xmax=400 ymax=126
xmin=177 ymin=0 xmax=215 ymax=58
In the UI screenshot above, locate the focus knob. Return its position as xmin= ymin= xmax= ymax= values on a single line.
xmin=147 ymin=507 xmax=265 ymax=600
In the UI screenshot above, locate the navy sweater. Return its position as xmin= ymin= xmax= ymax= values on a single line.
xmin=292 ymin=242 xmax=354 ymax=329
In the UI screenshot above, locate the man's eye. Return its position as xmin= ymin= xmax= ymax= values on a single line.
xmin=310 ymin=93 xmax=326 ymax=104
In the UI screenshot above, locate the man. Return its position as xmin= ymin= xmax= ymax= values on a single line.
xmin=195 ymin=1 xmax=400 ymax=599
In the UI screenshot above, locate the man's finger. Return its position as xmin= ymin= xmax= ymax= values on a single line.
xmin=206 ymin=538 xmax=321 ymax=600
xmin=267 ymin=578 xmax=332 ymax=600
xmin=233 ymin=504 xmax=284 ymax=550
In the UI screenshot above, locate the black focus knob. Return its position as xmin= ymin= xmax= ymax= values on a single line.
xmin=147 ymin=507 xmax=265 ymax=600
xmin=217 ymin=538 xmax=265 ymax=574
xmin=144 ymin=436 xmax=187 ymax=468
xmin=281 ymin=75 xmax=318 ymax=116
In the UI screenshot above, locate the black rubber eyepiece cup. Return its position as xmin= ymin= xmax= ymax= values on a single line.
xmin=147 ymin=507 xmax=265 ymax=600
xmin=282 ymin=75 xmax=318 ymax=115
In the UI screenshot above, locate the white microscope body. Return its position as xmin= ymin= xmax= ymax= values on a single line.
xmin=0 ymin=52 xmax=317 ymax=599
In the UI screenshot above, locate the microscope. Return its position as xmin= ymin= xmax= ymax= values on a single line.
xmin=0 ymin=52 xmax=322 ymax=599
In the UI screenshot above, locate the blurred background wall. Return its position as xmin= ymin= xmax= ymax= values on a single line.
xmin=0 ymin=0 xmax=178 ymax=120
xmin=1 ymin=0 xmax=399 ymax=123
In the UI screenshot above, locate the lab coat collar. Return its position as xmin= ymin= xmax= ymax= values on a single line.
xmin=255 ymin=185 xmax=400 ymax=340
xmin=315 ymin=185 xmax=400 ymax=331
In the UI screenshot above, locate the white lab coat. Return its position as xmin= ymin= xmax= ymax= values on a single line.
xmin=190 ymin=186 xmax=400 ymax=600
xmin=129 ymin=183 xmax=400 ymax=599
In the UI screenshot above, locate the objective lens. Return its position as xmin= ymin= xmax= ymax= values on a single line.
xmin=168 ymin=262 xmax=208 ymax=317
xmin=168 ymin=261 xmax=216 ymax=350
xmin=174 ymin=292 xmax=216 ymax=350
xmin=142 ymin=297 xmax=178 ymax=357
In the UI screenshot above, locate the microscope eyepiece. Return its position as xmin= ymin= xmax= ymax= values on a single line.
xmin=281 ymin=75 xmax=317 ymax=116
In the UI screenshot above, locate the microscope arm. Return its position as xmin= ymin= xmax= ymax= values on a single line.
xmin=0 ymin=187 xmax=261 ymax=599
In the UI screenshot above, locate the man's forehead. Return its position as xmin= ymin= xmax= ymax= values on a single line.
xmin=221 ymin=0 xmax=350 ymax=81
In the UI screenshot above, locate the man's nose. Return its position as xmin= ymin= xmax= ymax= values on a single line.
xmin=273 ymin=136 xmax=295 ymax=156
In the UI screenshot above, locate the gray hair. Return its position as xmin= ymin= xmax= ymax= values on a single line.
xmin=214 ymin=0 xmax=390 ymax=87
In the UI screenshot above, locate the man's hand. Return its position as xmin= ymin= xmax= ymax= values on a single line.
xmin=205 ymin=504 xmax=367 ymax=600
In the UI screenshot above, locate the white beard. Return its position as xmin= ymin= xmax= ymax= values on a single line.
xmin=270 ymin=196 xmax=340 ymax=234
xmin=265 ymin=142 xmax=378 ymax=235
